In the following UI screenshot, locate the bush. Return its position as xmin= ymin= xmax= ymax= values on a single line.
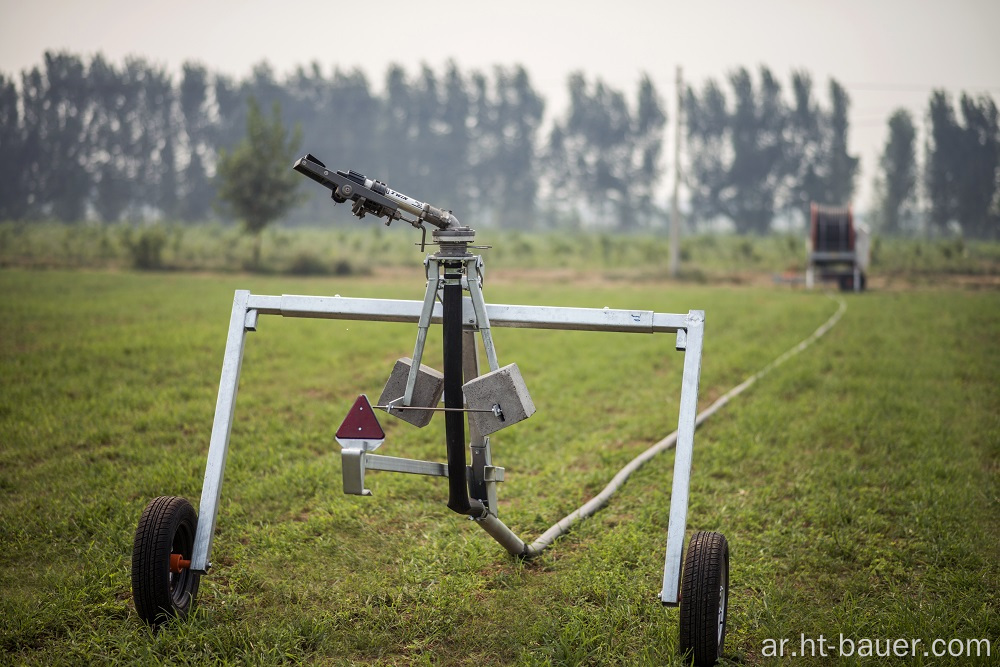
xmin=121 ymin=225 xmax=168 ymax=270
xmin=286 ymin=251 xmax=329 ymax=276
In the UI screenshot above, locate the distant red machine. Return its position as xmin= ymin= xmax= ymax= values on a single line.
xmin=807 ymin=203 xmax=869 ymax=291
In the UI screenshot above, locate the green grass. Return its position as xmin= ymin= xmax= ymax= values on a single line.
xmin=1 ymin=268 xmax=997 ymax=665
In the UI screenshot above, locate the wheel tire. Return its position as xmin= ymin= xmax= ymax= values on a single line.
xmin=679 ymin=531 xmax=729 ymax=666
xmin=132 ymin=496 xmax=201 ymax=626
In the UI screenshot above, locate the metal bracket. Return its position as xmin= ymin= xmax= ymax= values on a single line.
xmin=341 ymin=448 xmax=372 ymax=496
xmin=338 ymin=446 xmax=505 ymax=498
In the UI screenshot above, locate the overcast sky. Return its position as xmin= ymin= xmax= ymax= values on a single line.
xmin=2 ymin=0 xmax=998 ymax=212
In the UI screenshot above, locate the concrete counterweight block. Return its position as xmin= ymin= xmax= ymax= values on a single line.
xmin=463 ymin=363 xmax=535 ymax=436
xmin=377 ymin=357 xmax=445 ymax=427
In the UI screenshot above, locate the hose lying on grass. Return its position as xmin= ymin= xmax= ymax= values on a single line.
xmin=519 ymin=295 xmax=847 ymax=557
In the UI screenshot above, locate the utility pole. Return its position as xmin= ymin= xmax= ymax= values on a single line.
xmin=669 ymin=65 xmax=683 ymax=279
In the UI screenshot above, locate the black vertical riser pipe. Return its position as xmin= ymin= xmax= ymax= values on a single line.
xmin=442 ymin=264 xmax=484 ymax=516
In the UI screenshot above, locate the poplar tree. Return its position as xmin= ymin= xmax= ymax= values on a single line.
xmin=216 ymin=97 xmax=303 ymax=269
xmin=875 ymin=109 xmax=917 ymax=235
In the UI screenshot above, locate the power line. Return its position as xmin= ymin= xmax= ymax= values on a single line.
xmin=845 ymin=82 xmax=1000 ymax=93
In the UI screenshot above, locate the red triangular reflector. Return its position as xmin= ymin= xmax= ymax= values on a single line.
xmin=336 ymin=394 xmax=385 ymax=441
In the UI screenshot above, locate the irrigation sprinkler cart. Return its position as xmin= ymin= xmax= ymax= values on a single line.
xmin=131 ymin=155 xmax=729 ymax=665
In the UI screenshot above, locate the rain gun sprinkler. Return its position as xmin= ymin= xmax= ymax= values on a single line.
xmin=130 ymin=154 xmax=729 ymax=666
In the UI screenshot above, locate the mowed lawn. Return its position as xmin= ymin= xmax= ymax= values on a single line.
xmin=1 ymin=268 xmax=997 ymax=666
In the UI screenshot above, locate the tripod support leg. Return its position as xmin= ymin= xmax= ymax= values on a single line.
xmin=465 ymin=256 xmax=500 ymax=373
xmin=402 ymin=258 xmax=440 ymax=407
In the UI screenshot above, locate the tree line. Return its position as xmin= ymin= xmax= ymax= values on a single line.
xmin=685 ymin=68 xmax=859 ymax=234
xmin=867 ymin=91 xmax=999 ymax=239
xmin=0 ymin=52 xmax=663 ymax=230
xmin=685 ymin=66 xmax=999 ymax=238
xmin=0 ymin=52 xmax=997 ymax=238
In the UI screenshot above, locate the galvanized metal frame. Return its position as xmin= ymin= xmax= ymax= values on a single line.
xmin=188 ymin=282 xmax=704 ymax=607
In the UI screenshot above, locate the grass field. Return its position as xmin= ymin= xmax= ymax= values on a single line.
xmin=1 ymin=266 xmax=998 ymax=665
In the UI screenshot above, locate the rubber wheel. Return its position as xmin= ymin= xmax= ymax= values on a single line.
xmin=679 ymin=531 xmax=729 ymax=666
xmin=132 ymin=496 xmax=201 ymax=626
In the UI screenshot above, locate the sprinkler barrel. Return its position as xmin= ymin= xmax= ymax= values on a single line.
xmin=293 ymin=154 xmax=460 ymax=230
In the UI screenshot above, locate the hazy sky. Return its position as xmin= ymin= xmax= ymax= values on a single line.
xmin=2 ymin=0 xmax=998 ymax=212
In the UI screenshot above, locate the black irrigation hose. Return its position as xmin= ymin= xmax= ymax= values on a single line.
xmin=443 ymin=263 xmax=485 ymax=517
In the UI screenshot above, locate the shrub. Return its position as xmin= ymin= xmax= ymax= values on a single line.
xmin=286 ymin=251 xmax=330 ymax=276
xmin=121 ymin=225 xmax=168 ymax=270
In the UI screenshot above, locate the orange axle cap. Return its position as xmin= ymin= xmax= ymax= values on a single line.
xmin=169 ymin=553 xmax=191 ymax=573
